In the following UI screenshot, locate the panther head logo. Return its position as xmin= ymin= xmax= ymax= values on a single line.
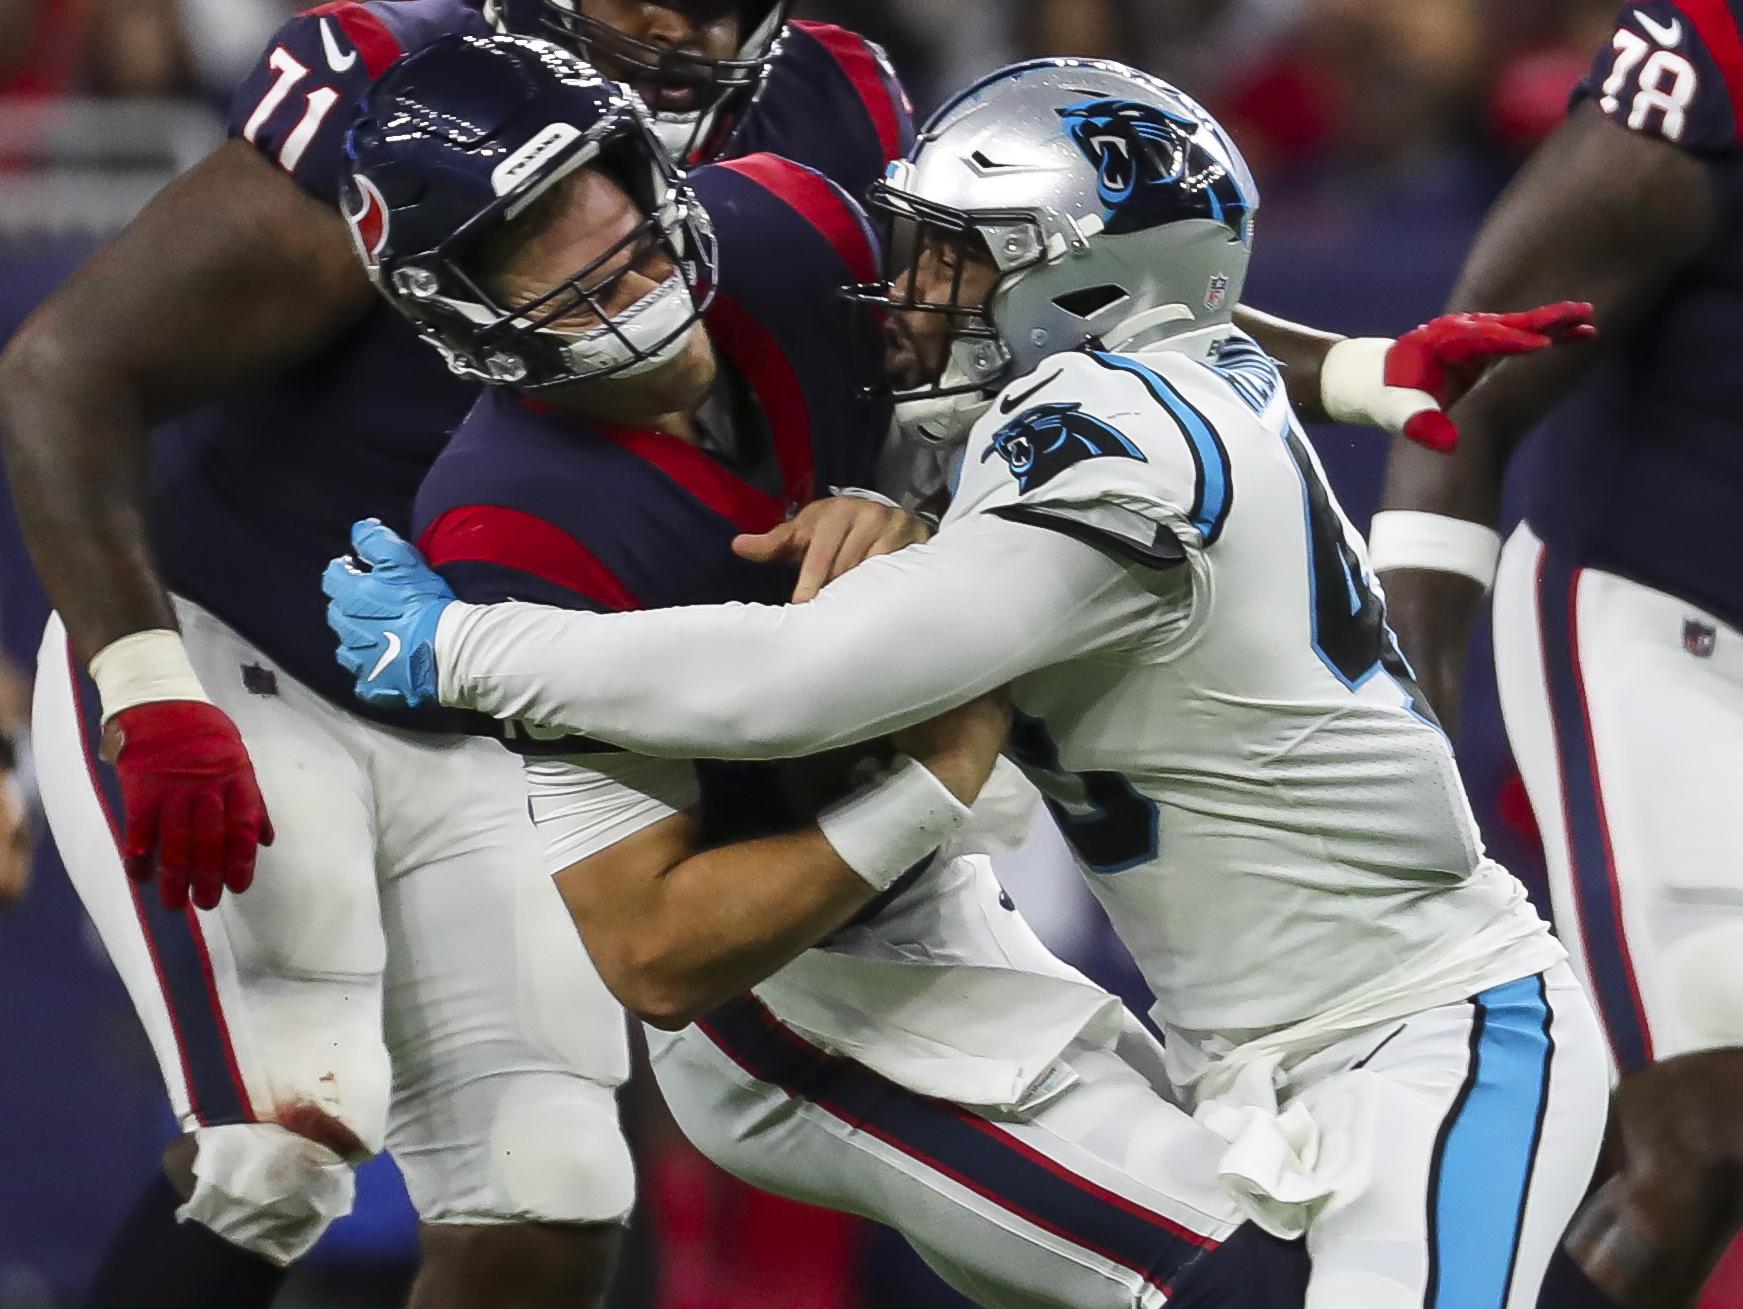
xmin=982 ymin=401 xmax=1146 ymax=494
xmin=1057 ymin=97 xmax=1250 ymax=240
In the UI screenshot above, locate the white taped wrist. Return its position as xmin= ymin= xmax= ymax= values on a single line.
xmin=1321 ymin=337 xmax=1433 ymax=432
xmin=1368 ymin=511 xmax=1502 ymax=589
xmin=88 ymin=629 xmax=210 ymax=721
xmin=816 ymin=755 xmax=973 ymax=892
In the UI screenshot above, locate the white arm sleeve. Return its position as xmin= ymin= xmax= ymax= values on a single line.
xmin=436 ymin=513 xmax=1178 ymax=759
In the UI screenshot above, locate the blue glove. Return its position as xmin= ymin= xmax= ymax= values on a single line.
xmin=324 ymin=519 xmax=455 ymax=709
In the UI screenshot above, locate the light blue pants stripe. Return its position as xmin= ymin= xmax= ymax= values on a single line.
xmin=1426 ymin=973 xmax=1555 ymax=1309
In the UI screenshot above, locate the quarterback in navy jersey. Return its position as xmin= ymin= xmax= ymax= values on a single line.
xmin=1373 ymin=3 xmax=1743 ymax=1302
xmin=171 ymin=0 xmax=909 ymax=727
xmin=0 ymin=2 xmax=909 ymax=1307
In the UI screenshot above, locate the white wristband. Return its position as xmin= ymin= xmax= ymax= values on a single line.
xmin=1367 ymin=511 xmax=1502 ymax=590
xmin=1321 ymin=336 xmax=1435 ymax=433
xmin=88 ymin=629 xmax=210 ymax=721
xmin=816 ymin=754 xmax=973 ymax=892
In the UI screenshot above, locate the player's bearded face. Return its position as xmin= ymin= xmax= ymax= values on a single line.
xmin=883 ymin=231 xmax=1001 ymax=391
xmin=476 ymin=168 xmax=716 ymax=406
xmin=578 ymin=0 xmax=743 ymax=114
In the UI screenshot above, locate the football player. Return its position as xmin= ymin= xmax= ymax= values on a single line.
xmin=1365 ymin=1 xmax=1743 ymax=1303
xmin=328 ymin=60 xmax=1613 ymax=1309
xmin=334 ymin=35 xmax=1313 ymax=1308
xmin=0 ymin=3 xmax=909 ymax=1306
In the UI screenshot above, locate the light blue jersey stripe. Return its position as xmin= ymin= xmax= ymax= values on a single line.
xmin=1426 ymin=974 xmax=1555 ymax=1309
xmin=1088 ymin=351 xmax=1233 ymax=544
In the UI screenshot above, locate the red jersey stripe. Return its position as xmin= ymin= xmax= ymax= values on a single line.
xmin=791 ymin=21 xmax=907 ymax=163
xmin=420 ymin=504 xmax=644 ymax=611
xmin=716 ymin=153 xmax=879 ymax=286
xmin=598 ymin=425 xmax=788 ymax=534
xmin=305 ymin=1 xmax=405 ymax=78
xmin=702 ymin=293 xmax=816 ymax=510
xmin=1674 ymin=0 xmax=1743 ymax=137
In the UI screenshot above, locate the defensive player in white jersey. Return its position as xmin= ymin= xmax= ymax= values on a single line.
xmin=328 ymin=36 xmax=1331 ymax=1308
xmin=327 ymin=59 xmax=1612 ymax=1309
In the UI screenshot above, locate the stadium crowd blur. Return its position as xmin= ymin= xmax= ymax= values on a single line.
xmin=0 ymin=1 xmax=1621 ymax=1306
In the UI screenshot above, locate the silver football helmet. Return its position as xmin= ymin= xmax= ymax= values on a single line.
xmin=854 ymin=58 xmax=1258 ymax=444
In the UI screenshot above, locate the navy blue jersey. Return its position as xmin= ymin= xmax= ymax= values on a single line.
xmin=1526 ymin=0 xmax=1743 ymax=625
xmin=153 ymin=1 xmax=912 ymax=729
xmin=412 ymin=154 xmax=889 ymax=755
xmin=712 ymin=20 xmax=914 ymax=202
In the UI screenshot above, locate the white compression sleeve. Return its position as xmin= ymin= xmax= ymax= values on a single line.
xmin=436 ymin=513 xmax=1171 ymax=759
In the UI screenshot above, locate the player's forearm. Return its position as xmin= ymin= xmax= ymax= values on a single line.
xmin=0 ymin=329 xmax=177 ymax=660
xmin=1372 ymin=414 xmax=1506 ymax=739
xmin=1415 ymin=105 xmax=1715 ymax=500
xmin=436 ymin=519 xmax=1132 ymax=759
xmin=2 ymin=144 xmax=370 ymax=662
xmin=1232 ymin=305 xmax=1343 ymax=420
xmin=563 ymin=826 xmax=879 ymax=1030
xmin=558 ymin=753 xmax=975 ymax=1030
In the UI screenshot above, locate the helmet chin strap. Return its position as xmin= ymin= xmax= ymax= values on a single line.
xmin=550 ymin=270 xmax=700 ymax=377
xmin=651 ymin=109 xmax=712 ymax=162
xmin=894 ymin=387 xmax=993 ymax=448
xmin=1109 ymin=317 xmax=1238 ymax=365
xmin=1101 ymin=301 xmax=1194 ymax=353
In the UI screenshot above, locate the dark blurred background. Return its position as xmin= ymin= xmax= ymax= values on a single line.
xmin=0 ymin=0 xmax=1612 ymax=1304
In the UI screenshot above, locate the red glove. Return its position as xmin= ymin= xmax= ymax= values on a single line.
xmin=1386 ymin=301 xmax=1598 ymax=452
xmin=104 ymin=701 xmax=275 ymax=912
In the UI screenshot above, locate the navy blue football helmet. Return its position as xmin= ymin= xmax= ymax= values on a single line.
xmin=487 ymin=0 xmax=792 ymax=161
xmin=343 ymin=33 xmax=716 ymax=390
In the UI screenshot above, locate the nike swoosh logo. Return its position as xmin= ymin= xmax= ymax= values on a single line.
xmin=367 ymin=631 xmax=402 ymax=682
xmin=320 ymin=18 xmax=359 ymax=73
xmin=1636 ymin=12 xmax=1682 ymax=45
xmin=999 ymin=368 xmax=1065 ymax=415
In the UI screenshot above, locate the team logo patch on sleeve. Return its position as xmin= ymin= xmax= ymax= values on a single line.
xmin=1057 ymin=98 xmax=1251 ymax=239
xmin=982 ymin=401 xmax=1146 ymax=493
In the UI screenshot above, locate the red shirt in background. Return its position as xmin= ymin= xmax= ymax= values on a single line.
xmin=1 ymin=0 xmax=86 ymax=97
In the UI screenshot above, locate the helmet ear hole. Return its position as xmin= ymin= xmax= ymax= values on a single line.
xmin=1053 ymin=284 xmax=1130 ymax=321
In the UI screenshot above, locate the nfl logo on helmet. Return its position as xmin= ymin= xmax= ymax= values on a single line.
xmin=1205 ymin=274 xmax=1230 ymax=312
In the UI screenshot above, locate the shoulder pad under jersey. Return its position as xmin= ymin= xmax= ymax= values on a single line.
xmin=727 ymin=21 xmax=914 ymax=201
xmin=228 ymin=0 xmax=488 ymax=205
xmin=945 ymin=347 xmax=1258 ymax=568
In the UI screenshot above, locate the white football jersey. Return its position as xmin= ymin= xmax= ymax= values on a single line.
xmin=942 ymin=332 xmax=1563 ymax=1043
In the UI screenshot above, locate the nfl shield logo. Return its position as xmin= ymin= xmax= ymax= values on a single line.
xmin=1205 ymin=274 xmax=1230 ymax=312
xmin=1684 ymin=619 xmax=1717 ymax=658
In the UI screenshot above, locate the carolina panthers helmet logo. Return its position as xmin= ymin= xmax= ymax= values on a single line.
xmin=982 ymin=401 xmax=1146 ymax=494
xmin=1057 ymin=97 xmax=1251 ymax=240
